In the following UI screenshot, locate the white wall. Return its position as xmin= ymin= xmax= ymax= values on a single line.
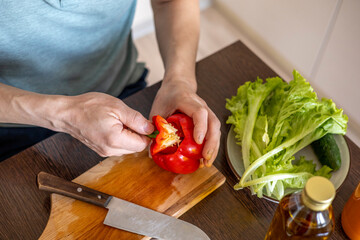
xmin=312 ymin=0 xmax=360 ymax=148
xmin=215 ymin=0 xmax=360 ymax=147
xmin=133 ymin=1 xmax=154 ymax=39
xmin=133 ymin=0 xmax=213 ymax=39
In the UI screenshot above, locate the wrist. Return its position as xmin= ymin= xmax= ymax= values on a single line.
xmin=39 ymin=95 xmax=73 ymax=132
xmin=164 ymin=63 xmax=195 ymax=78
xmin=11 ymin=93 xmax=71 ymax=132
xmin=163 ymin=70 xmax=197 ymax=92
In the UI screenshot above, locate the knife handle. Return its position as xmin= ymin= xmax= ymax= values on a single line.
xmin=37 ymin=171 xmax=112 ymax=208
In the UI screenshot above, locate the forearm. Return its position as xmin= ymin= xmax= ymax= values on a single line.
xmin=151 ymin=0 xmax=200 ymax=89
xmin=0 ymin=83 xmax=68 ymax=130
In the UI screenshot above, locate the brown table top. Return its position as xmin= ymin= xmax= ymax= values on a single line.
xmin=1 ymin=41 xmax=359 ymax=240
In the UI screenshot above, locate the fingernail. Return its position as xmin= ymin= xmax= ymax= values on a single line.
xmin=206 ymin=149 xmax=214 ymax=160
xmin=197 ymin=134 xmax=204 ymax=144
xmin=144 ymin=122 xmax=154 ymax=134
xmin=199 ymin=158 xmax=204 ymax=168
xmin=205 ymin=160 xmax=212 ymax=167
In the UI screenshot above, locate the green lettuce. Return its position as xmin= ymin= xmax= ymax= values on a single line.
xmin=226 ymin=70 xmax=348 ymax=200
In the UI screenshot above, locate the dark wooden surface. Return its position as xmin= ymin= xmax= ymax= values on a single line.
xmin=0 ymin=41 xmax=359 ymax=240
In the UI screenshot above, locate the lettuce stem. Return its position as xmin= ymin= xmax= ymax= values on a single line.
xmin=235 ymin=172 xmax=313 ymax=189
xmin=239 ymin=116 xmax=333 ymax=187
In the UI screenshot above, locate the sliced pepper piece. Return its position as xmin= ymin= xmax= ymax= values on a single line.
xmin=151 ymin=115 xmax=181 ymax=154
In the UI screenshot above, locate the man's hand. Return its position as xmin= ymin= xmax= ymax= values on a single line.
xmin=151 ymin=0 xmax=220 ymax=167
xmin=0 ymin=84 xmax=154 ymax=157
xmin=150 ymin=78 xmax=221 ymax=167
xmin=61 ymin=92 xmax=154 ymax=156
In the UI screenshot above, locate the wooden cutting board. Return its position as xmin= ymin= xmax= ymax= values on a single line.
xmin=39 ymin=150 xmax=226 ymax=239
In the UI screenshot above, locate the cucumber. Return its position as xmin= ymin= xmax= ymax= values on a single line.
xmin=311 ymin=134 xmax=341 ymax=171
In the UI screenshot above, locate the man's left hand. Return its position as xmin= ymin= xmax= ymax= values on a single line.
xmin=150 ymin=77 xmax=221 ymax=167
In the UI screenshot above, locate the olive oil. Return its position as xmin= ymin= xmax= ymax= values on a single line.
xmin=265 ymin=176 xmax=335 ymax=240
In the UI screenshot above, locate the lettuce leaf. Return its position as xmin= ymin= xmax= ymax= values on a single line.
xmin=226 ymin=70 xmax=348 ymax=200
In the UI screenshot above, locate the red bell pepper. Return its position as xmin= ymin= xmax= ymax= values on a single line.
xmin=149 ymin=113 xmax=204 ymax=174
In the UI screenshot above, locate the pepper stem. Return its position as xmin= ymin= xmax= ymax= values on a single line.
xmin=147 ymin=130 xmax=159 ymax=138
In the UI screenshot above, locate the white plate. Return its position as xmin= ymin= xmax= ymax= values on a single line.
xmin=226 ymin=126 xmax=351 ymax=202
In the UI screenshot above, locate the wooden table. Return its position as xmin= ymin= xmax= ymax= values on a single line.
xmin=0 ymin=41 xmax=359 ymax=240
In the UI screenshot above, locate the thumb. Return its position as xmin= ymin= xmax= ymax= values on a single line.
xmin=119 ymin=105 xmax=154 ymax=135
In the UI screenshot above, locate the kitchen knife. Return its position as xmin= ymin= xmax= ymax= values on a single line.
xmin=37 ymin=171 xmax=210 ymax=240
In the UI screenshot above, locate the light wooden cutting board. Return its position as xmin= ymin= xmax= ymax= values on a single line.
xmin=39 ymin=150 xmax=226 ymax=239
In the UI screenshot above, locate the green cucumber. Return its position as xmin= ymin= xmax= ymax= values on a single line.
xmin=311 ymin=134 xmax=341 ymax=171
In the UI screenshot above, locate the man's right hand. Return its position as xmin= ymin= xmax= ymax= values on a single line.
xmin=0 ymin=83 xmax=154 ymax=157
xmin=60 ymin=92 xmax=154 ymax=156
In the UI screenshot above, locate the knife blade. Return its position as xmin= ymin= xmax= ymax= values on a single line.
xmin=37 ymin=172 xmax=210 ymax=240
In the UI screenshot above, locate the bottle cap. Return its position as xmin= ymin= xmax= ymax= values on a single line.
xmin=301 ymin=176 xmax=335 ymax=211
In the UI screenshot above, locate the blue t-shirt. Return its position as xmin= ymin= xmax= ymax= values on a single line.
xmin=0 ymin=0 xmax=144 ymax=97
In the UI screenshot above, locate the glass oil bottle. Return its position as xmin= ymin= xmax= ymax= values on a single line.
xmin=265 ymin=176 xmax=335 ymax=240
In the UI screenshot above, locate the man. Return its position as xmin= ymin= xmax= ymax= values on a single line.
xmin=0 ymin=0 xmax=221 ymax=167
